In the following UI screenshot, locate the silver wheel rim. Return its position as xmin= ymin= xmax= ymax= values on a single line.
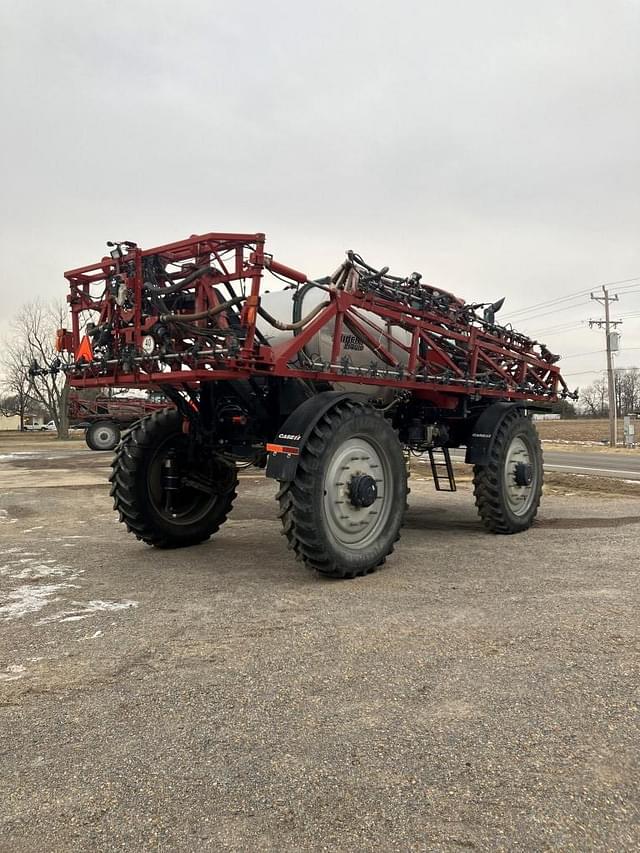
xmin=322 ymin=436 xmax=393 ymax=550
xmin=93 ymin=425 xmax=117 ymax=449
xmin=503 ymin=434 xmax=538 ymax=517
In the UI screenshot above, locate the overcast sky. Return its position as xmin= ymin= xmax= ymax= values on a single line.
xmin=1 ymin=0 xmax=639 ymax=389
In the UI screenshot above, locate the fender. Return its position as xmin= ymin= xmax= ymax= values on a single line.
xmin=265 ymin=391 xmax=367 ymax=481
xmin=465 ymin=402 xmax=547 ymax=465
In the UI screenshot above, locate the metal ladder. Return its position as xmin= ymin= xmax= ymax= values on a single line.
xmin=427 ymin=447 xmax=457 ymax=492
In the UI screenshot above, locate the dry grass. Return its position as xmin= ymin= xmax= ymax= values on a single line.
xmin=544 ymin=472 xmax=640 ymax=498
xmin=534 ymin=418 xmax=628 ymax=444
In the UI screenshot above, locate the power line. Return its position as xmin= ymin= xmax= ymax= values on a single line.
xmin=505 ymin=291 xmax=592 ymax=319
xmin=513 ymin=300 xmax=592 ymax=324
xmin=561 ymin=369 xmax=607 ymax=377
xmin=560 ymin=349 xmax=605 ymax=360
xmin=528 ymin=320 xmax=587 ymax=335
xmin=504 ymin=275 xmax=640 ymax=321
xmin=606 ymin=276 xmax=640 ymax=288
xmin=562 ymin=362 xmax=640 ymax=378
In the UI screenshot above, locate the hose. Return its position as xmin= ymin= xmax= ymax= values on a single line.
xmin=144 ymin=265 xmax=213 ymax=296
xmin=157 ymin=292 xmax=329 ymax=334
xmin=257 ymin=300 xmax=329 ymax=332
xmin=159 ymin=295 xmax=246 ymax=322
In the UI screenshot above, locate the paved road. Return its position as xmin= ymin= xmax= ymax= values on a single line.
xmin=541 ymin=449 xmax=640 ymax=480
xmin=451 ymin=448 xmax=640 ymax=480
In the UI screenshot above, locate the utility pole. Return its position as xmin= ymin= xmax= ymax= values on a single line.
xmin=590 ymin=286 xmax=622 ymax=447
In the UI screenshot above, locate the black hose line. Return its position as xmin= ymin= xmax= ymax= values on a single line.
xmin=143 ymin=265 xmax=213 ymax=296
xmin=257 ymin=300 xmax=329 ymax=332
xmin=159 ymin=295 xmax=246 ymax=322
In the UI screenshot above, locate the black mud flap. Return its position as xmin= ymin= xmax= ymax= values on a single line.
xmin=265 ymin=391 xmax=365 ymax=481
xmin=465 ymin=402 xmax=547 ymax=465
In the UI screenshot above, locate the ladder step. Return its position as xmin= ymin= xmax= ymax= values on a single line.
xmin=427 ymin=447 xmax=457 ymax=492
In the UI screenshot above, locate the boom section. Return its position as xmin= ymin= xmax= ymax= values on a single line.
xmin=57 ymin=232 xmax=571 ymax=403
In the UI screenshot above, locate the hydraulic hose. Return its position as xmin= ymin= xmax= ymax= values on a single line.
xmin=257 ymin=300 xmax=329 ymax=332
xmin=159 ymin=295 xmax=246 ymax=322
xmin=144 ymin=265 xmax=214 ymax=296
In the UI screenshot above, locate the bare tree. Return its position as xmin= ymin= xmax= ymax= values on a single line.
xmin=616 ymin=368 xmax=640 ymax=416
xmin=579 ymin=376 xmax=608 ymax=417
xmin=1 ymin=338 xmax=35 ymax=430
xmin=9 ymin=301 xmax=71 ymax=439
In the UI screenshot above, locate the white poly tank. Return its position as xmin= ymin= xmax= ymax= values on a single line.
xmin=257 ymin=285 xmax=412 ymax=401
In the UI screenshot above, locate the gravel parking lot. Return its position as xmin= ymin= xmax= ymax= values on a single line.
xmin=1 ymin=436 xmax=639 ymax=851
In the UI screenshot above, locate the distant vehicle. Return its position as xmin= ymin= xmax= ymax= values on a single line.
xmin=22 ymin=419 xmax=84 ymax=434
xmin=22 ymin=420 xmax=57 ymax=431
xmin=68 ymin=393 xmax=170 ymax=450
xmin=22 ymin=421 xmax=46 ymax=431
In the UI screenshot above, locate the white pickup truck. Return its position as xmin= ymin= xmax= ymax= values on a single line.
xmin=22 ymin=420 xmax=56 ymax=432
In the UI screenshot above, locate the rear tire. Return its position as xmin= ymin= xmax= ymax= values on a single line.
xmin=473 ymin=411 xmax=543 ymax=533
xmin=109 ymin=409 xmax=237 ymax=548
xmin=86 ymin=420 xmax=121 ymax=451
xmin=278 ymin=400 xmax=407 ymax=578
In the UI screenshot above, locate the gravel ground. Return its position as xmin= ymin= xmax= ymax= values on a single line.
xmin=0 ymin=437 xmax=639 ymax=852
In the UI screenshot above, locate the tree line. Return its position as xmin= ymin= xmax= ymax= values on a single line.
xmin=579 ymin=369 xmax=640 ymax=418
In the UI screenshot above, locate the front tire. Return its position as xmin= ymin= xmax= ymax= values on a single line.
xmin=278 ymin=400 xmax=407 ymax=578
xmin=473 ymin=411 xmax=543 ymax=533
xmin=86 ymin=420 xmax=121 ymax=451
xmin=109 ymin=409 xmax=237 ymax=548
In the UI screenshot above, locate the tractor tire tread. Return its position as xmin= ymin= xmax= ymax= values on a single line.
xmin=472 ymin=410 xmax=543 ymax=534
xmin=277 ymin=400 xmax=406 ymax=579
xmin=109 ymin=408 xmax=237 ymax=548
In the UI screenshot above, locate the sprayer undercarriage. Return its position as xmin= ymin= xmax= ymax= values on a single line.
xmin=106 ymin=377 xmax=544 ymax=578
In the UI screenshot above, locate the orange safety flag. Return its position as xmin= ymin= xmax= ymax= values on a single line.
xmin=75 ymin=335 xmax=94 ymax=363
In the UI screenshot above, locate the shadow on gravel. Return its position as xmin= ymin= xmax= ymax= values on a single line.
xmin=402 ymin=510 xmax=482 ymax=533
xmin=536 ymin=515 xmax=640 ymax=529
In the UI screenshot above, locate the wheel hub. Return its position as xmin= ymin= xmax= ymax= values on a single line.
xmin=514 ymin=461 xmax=533 ymax=487
xmin=348 ymin=474 xmax=378 ymax=508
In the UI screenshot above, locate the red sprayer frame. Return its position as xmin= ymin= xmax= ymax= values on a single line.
xmin=57 ymin=231 xmax=572 ymax=404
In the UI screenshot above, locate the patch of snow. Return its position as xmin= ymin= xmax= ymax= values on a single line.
xmin=0 ymin=664 xmax=27 ymax=682
xmin=22 ymin=526 xmax=44 ymax=533
xmin=540 ymin=439 xmax=607 ymax=447
xmin=0 ymin=453 xmax=40 ymax=461
xmin=78 ymin=630 xmax=103 ymax=640
xmin=0 ymin=545 xmax=136 ymax=627
xmin=37 ymin=599 xmax=138 ymax=625
xmin=0 ymin=584 xmax=66 ymax=620
xmin=47 ymin=536 xmax=90 ymax=543
xmin=10 ymin=564 xmax=76 ymax=581
xmin=0 ymin=546 xmax=82 ymax=619
xmin=0 ymin=509 xmax=17 ymax=524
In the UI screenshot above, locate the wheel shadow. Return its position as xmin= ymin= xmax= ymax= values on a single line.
xmin=402 ymin=507 xmax=640 ymax=533
xmin=535 ymin=515 xmax=640 ymax=530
